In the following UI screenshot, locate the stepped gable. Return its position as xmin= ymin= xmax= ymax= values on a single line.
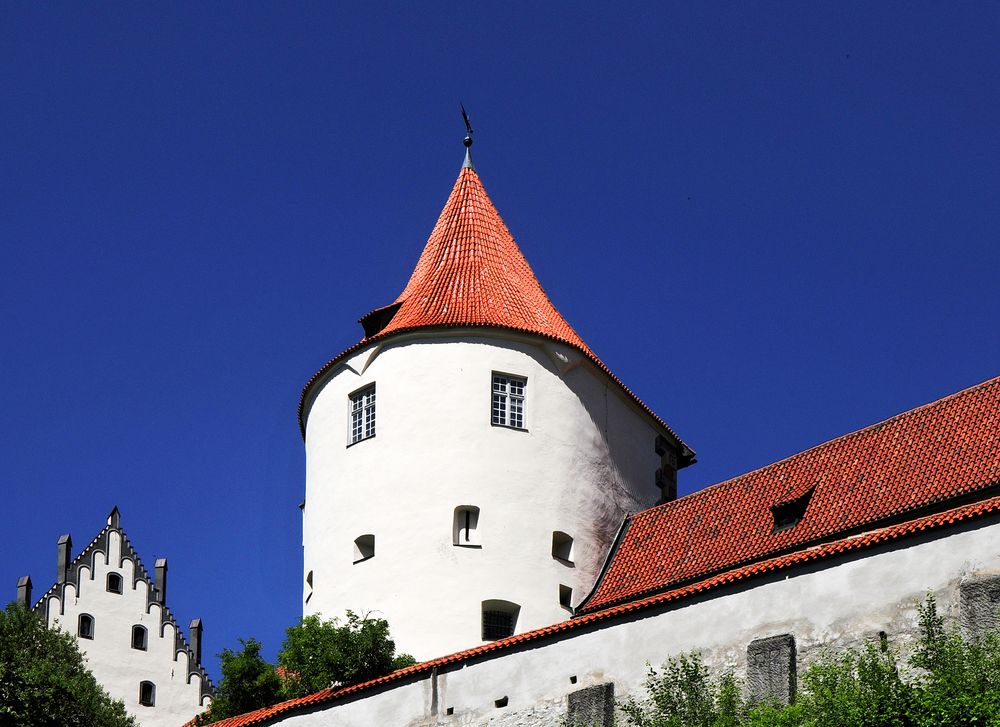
xmin=579 ymin=374 xmax=1000 ymax=613
xmin=32 ymin=509 xmax=214 ymax=702
xmin=298 ymin=163 xmax=693 ymax=461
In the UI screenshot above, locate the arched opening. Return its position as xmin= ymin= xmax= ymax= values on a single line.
xmin=78 ymin=613 xmax=94 ymax=639
xmin=138 ymin=681 xmax=155 ymax=707
xmin=106 ymin=572 xmax=123 ymax=594
xmin=131 ymin=624 xmax=147 ymax=651
xmin=353 ymin=534 xmax=375 ymax=563
xmin=481 ymin=599 xmax=520 ymax=641
xmin=453 ymin=506 xmax=481 ymax=547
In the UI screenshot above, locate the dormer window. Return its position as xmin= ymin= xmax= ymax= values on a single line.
xmin=492 ymin=374 xmax=526 ymax=429
xmin=349 ymin=385 xmax=376 ymax=444
xmin=771 ymin=487 xmax=815 ymax=533
xmin=106 ymin=573 xmax=123 ymax=594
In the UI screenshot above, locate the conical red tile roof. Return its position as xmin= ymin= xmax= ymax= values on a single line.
xmin=299 ymin=163 xmax=692 ymax=459
xmin=378 ymin=167 xmax=593 ymax=351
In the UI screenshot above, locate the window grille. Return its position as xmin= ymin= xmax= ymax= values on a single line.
xmin=482 ymin=609 xmax=515 ymax=640
xmin=107 ymin=572 xmax=123 ymax=594
xmin=78 ymin=614 xmax=94 ymax=639
xmin=139 ymin=681 xmax=156 ymax=707
xmin=350 ymin=385 xmax=376 ymax=444
xmin=131 ymin=625 xmax=147 ymax=651
xmin=491 ymin=374 xmax=526 ymax=429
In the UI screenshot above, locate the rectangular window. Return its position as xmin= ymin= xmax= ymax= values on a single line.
xmin=491 ymin=374 xmax=526 ymax=429
xmin=350 ymin=385 xmax=376 ymax=444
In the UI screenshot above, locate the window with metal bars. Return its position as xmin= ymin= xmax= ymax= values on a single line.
xmin=491 ymin=374 xmax=526 ymax=429
xmin=349 ymin=385 xmax=376 ymax=444
xmin=481 ymin=600 xmax=519 ymax=640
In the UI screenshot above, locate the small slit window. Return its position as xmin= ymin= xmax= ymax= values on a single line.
xmin=349 ymin=385 xmax=376 ymax=444
xmin=771 ymin=487 xmax=815 ymax=533
xmin=559 ymin=584 xmax=573 ymax=610
xmin=131 ymin=625 xmax=147 ymax=651
xmin=552 ymin=531 xmax=574 ymax=563
xmin=305 ymin=570 xmax=313 ymax=604
xmin=139 ymin=681 xmax=155 ymax=707
xmin=453 ymin=506 xmax=481 ymax=547
xmin=106 ymin=573 xmax=123 ymax=594
xmin=353 ymin=534 xmax=375 ymax=563
xmin=78 ymin=613 xmax=94 ymax=639
xmin=481 ymin=599 xmax=520 ymax=641
xmin=491 ymin=374 xmax=526 ymax=429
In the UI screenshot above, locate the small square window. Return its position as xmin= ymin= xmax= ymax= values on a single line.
xmin=491 ymin=374 xmax=526 ymax=429
xmin=349 ymin=385 xmax=376 ymax=444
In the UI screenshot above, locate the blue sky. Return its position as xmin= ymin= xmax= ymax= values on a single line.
xmin=2 ymin=3 xmax=998 ymax=680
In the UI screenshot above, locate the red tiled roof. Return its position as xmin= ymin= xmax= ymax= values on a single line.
xmin=579 ymin=375 xmax=1000 ymax=613
xmin=189 ymin=492 xmax=1000 ymax=727
xmin=297 ymin=165 xmax=693 ymax=460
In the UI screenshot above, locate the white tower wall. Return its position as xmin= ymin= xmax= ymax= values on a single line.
xmin=302 ymin=330 xmax=669 ymax=659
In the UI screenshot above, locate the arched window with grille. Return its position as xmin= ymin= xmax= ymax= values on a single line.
xmin=481 ymin=600 xmax=520 ymax=641
xmin=131 ymin=624 xmax=147 ymax=651
xmin=106 ymin=572 xmax=123 ymax=594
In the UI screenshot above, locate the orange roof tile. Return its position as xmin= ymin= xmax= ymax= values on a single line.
xmin=298 ymin=164 xmax=692 ymax=459
xmin=579 ymin=374 xmax=1000 ymax=613
xmin=190 ymin=492 xmax=1000 ymax=727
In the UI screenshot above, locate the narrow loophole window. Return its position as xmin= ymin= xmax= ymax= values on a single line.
xmin=131 ymin=625 xmax=147 ymax=651
xmin=453 ymin=506 xmax=481 ymax=547
xmin=106 ymin=573 xmax=123 ymax=594
xmin=353 ymin=534 xmax=375 ymax=563
xmin=559 ymin=584 xmax=573 ymax=610
xmin=78 ymin=614 xmax=94 ymax=639
xmin=139 ymin=681 xmax=155 ymax=707
xmin=552 ymin=531 xmax=574 ymax=563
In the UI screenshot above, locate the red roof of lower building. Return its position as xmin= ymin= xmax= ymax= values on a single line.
xmin=579 ymin=374 xmax=1000 ymax=613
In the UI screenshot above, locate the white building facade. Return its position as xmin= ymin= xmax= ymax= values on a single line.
xmin=17 ymin=508 xmax=212 ymax=727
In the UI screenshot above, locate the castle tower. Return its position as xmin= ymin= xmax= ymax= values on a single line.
xmin=299 ymin=138 xmax=694 ymax=659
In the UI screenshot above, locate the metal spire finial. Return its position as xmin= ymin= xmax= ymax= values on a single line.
xmin=460 ymin=103 xmax=474 ymax=169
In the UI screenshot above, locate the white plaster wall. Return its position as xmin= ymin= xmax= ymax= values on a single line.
xmin=272 ymin=516 xmax=1000 ymax=726
xmin=302 ymin=331 xmax=669 ymax=659
xmin=44 ymin=531 xmax=208 ymax=727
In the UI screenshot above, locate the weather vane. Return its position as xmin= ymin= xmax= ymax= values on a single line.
xmin=460 ymin=103 xmax=474 ymax=148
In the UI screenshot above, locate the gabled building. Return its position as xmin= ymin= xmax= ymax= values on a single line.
xmin=16 ymin=507 xmax=212 ymax=727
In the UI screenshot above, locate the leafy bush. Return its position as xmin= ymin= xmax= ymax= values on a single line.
xmin=619 ymin=594 xmax=1000 ymax=727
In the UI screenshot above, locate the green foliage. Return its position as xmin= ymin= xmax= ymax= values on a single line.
xmin=620 ymin=594 xmax=1000 ymax=727
xmin=198 ymin=638 xmax=281 ymax=723
xmin=0 ymin=602 xmax=136 ymax=727
xmin=196 ymin=611 xmax=415 ymax=723
xmin=278 ymin=611 xmax=414 ymax=698
xmin=619 ymin=652 xmax=745 ymax=727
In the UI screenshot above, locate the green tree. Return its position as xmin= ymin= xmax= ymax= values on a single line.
xmin=278 ymin=612 xmax=415 ymax=699
xmin=0 ymin=602 xmax=136 ymax=727
xmin=198 ymin=638 xmax=281 ymax=723
xmin=196 ymin=612 xmax=416 ymax=723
